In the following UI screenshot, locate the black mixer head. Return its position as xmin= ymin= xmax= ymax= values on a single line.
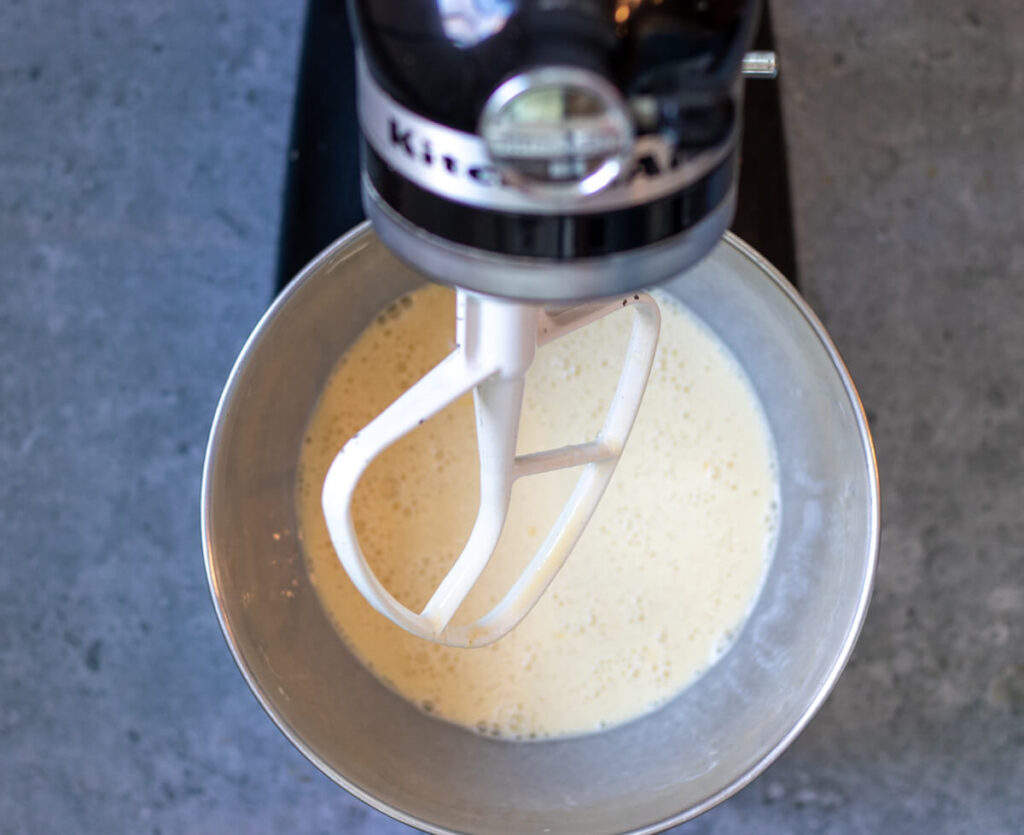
xmin=350 ymin=0 xmax=760 ymax=301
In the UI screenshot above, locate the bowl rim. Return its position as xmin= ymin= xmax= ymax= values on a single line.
xmin=202 ymin=223 xmax=880 ymax=835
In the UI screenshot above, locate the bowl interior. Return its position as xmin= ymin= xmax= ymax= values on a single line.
xmin=203 ymin=226 xmax=877 ymax=835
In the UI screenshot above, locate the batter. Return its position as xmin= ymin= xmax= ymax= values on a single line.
xmin=297 ymin=285 xmax=779 ymax=740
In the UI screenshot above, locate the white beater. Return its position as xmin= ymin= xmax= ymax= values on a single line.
xmin=322 ymin=291 xmax=659 ymax=647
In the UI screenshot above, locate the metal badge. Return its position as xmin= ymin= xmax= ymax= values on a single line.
xmin=478 ymin=67 xmax=634 ymax=198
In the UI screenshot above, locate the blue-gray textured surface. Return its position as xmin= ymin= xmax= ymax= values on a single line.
xmin=1 ymin=1 xmax=1021 ymax=833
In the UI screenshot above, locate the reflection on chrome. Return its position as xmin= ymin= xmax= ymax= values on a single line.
xmin=438 ymin=0 xmax=514 ymax=48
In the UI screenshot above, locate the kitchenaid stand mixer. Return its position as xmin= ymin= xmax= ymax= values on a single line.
xmin=203 ymin=4 xmax=879 ymax=820
xmin=321 ymin=0 xmax=777 ymax=646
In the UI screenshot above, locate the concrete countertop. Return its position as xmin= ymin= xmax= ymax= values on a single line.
xmin=1 ymin=1 xmax=1021 ymax=832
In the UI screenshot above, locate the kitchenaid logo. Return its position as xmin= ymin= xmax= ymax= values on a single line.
xmin=388 ymin=118 xmax=507 ymax=186
xmin=385 ymin=116 xmax=686 ymax=189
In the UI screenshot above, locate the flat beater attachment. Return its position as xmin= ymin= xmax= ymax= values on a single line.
xmin=322 ymin=288 xmax=660 ymax=647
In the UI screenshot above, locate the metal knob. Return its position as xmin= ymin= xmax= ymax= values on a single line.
xmin=742 ymin=51 xmax=779 ymax=79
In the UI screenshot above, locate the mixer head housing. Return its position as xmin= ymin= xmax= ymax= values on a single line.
xmin=350 ymin=0 xmax=761 ymax=301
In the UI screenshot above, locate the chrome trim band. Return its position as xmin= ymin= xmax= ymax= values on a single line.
xmin=363 ymin=174 xmax=737 ymax=302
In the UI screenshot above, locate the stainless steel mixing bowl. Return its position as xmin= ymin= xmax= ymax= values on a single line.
xmin=203 ymin=224 xmax=879 ymax=834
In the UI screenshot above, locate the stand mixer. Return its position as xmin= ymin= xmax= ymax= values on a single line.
xmin=320 ymin=0 xmax=776 ymax=647
xmin=203 ymin=3 xmax=877 ymax=815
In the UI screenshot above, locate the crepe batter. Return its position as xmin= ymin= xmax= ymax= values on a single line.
xmin=297 ymin=285 xmax=779 ymax=740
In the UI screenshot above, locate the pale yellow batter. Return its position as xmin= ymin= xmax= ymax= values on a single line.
xmin=297 ymin=285 xmax=778 ymax=740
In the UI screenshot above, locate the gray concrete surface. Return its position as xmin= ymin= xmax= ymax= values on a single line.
xmin=0 ymin=1 xmax=1021 ymax=833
